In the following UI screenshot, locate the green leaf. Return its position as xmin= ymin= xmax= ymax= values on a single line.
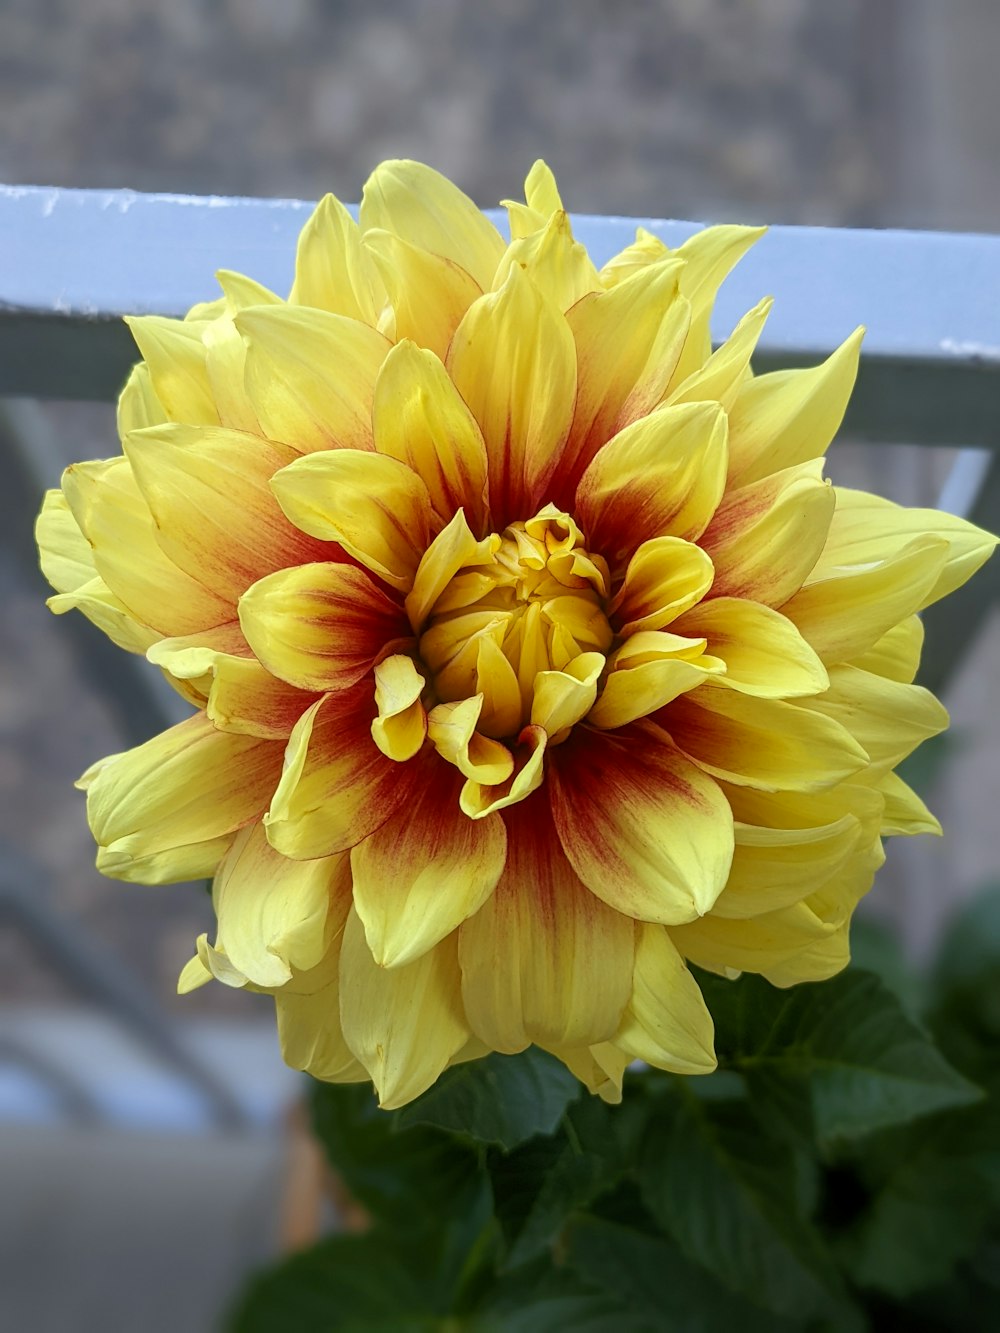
xmin=640 ymin=1087 xmax=858 ymax=1325
xmin=229 ymin=1150 xmax=500 ymax=1332
xmin=488 ymin=1135 xmax=567 ymax=1248
xmin=700 ymin=968 xmax=980 ymax=1145
xmin=395 ymin=1048 xmax=580 ymax=1150
xmin=226 ymin=1230 xmax=455 ymax=1332
xmin=838 ymin=1103 xmax=1000 ymax=1298
xmin=566 ymin=1216 xmax=804 ymax=1332
xmin=932 ymin=884 xmax=1000 ymax=992
xmin=309 ymin=1081 xmax=485 ymax=1228
xmin=503 ymin=1146 xmax=616 ymax=1267
xmin=470 ymin=1261 xmax=651 ymax=1332
xmin=929 ymin=887 xmax=1000 ymax=1092
xmin=849 ymin=915 xmax=924 ymax=1018
xmin=487 ymin=1083 xmax=644 ymax=1267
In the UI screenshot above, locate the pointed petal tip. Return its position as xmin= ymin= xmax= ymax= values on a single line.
xmin=177 ymin=944 xmax=213 ymax=995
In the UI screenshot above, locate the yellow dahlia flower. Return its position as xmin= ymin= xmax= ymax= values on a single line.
xmin=37 ymin=160 xmax=996 ymax=1108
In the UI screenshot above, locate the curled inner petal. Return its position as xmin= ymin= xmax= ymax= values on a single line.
xmin=420 ymin=504 xmax=612 ymax=739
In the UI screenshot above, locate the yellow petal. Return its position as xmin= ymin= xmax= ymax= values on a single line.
xmin=405 ymin=509 xmax=500 ymax=631
xmin=360 ymin=159 xmax=505 ymax=292
xmin=116 ymin=361 xmax=168 ymax=437
xmin=759 ymin=927 xmax=854 ymax=987
xmin=551 ymin=1043 xmax=628 ymax=1104
xmin=671 ymin=900 xmax=843 ymax=979
xmin=668 ymin=297 xmax=772 ymax=412
xmin=372 ymin=339 xmax=489 ymax=532
xmin=589 ymin=636 xmax=723 ymax=730
xmin=265 ymin=685 xmax=419 ymax=859
xmin=61 ymin=456 xmax=232 ymax=635
xmin=700 ymin=460 xmax=835 ymax=607
xmin=83 ymin=713 xmax=282 ymax=884
xmin=271 ymin=448 xmax=433 ymax=592
xmin=289 ymin=192 xmax=385 ymax=324
xmin=559 ymin=261 xmax=688 ymax=499
xmin=782 ymin=536 xmax=949 ymax=664
xmin=215 ymin=269 xmax=282 ymax=312
xmin=668 ymin=687 xmax=869 ymax=792
xmin=351 ymin=755 xmax=506 ymax=967
xmin=277 ymin=954 xmax=369 ymax=1084
xmin=458 ymin=798 xmax=634 ymax=1052
xmin=614 ymin=924 xmax=717 ymax=1075
xmin=124 ymin=423 xmax=326 ymax=600
xmin=530 ymin=652 xmax=605 ymax=738
xmin=711 ymin=813 xmax=864 ymax=919
xmin=208 ymin=654 xmax=317 ymax=738
xmin=576 ymin=402 xmax=728 ymax=567
xmin=371 ymin=654 xmax=427 ymax=762
xmin=719 ymin=778 xmax=884 ymax=840
xmin=492 ymin=209 xmax=601 ymax=312
xmin=501 ymin=158 xmax=565 ymax=238
xmin=427 ymin=695 xmax=514 ymax=784
xmin=610 ymin=536 xmax=715 ymax=636
xmin=238 ymin=561 xmax=409 ymax=691
xmin=727 ymin=326 xmax=864 ymax=486
xmin=212 ymin=823 xmax=346 ymax=987
xmin=364 ymin=227 xmax=482 ymax=358
xmin=811 ymin=487 xmax=998 ymax=610
xmin=177 ymin=950 xmax=213 ymax=995
xmin=48 ymin=577 xmax=159 ymax=655
xmin=200 ymin=278 xmax=281 ymax=434
xmin=474 ymin=633 xmax=524 ymax=738
xmin=96 ymin=835 xmax=236 ymax=885
xmin=192 ymin=933 xmax=257 ymax=990
xmin=802 ymin=664 xmax=948 ymax=782
xmin=667 ymin=224 xmax=768 ymax=386
xmin=460 ymin=725 xmax=548 ymax=818
xmin=850 ymin=616 xmax=924 ymax=684
xmin=674 ymin=598 xmax=828 ymax=698
xmin=549 ymin=722 xmax=734 ymax=924
xmin=339 ymin=908 xmax=469 ymax=1109
xmin=200 ymin=318 xmax=260 ymax=437
xmin=148 ymin=622 xmax=318 ymax=739
xmin=875 ymin=771 xmax=942 ymax=837
xmin=448 ymin=263 xmax=577 ymax=525
xmin=275 ymin=892 xmax=369 ymax=1085
xmin=238 ymin=304 xmax=391 ymax=453
xmin=598 ymin=225 xmax=671 ymax=286
xmin=36 ymin=488 xmax=96 ymax=593
xmin=124 ymin=315 xmax=220 ymax=425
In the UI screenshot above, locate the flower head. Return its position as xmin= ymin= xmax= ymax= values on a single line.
xmin=37 ymin=161 xmax=997 ymax=1107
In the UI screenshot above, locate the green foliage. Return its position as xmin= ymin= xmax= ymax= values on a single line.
xmin=395 ymin=1048 xmax=581 ymax=1149
xmin=640 ymin=1087 xmax=857 ymax=1325
xmin=228 ymin=887 xmax=1000 ymax=1331
xmin=697 ymin=966 xmax=981 ymax=1146
xmin=565 ymin=1217 xmax=801 ymax=1332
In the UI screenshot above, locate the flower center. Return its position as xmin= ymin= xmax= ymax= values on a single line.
xmin=419 ymin=504 xmax=613 ymax=738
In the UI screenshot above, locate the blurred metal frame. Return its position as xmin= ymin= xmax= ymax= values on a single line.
xmin=1 ymin=182 xmax=998 ymax=449
xmin=1 ymin=850 xmax=246 ymax=1130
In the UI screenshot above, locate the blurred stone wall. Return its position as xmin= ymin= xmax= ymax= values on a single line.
xmin=3 ymin=0 xmax=888 ymax=222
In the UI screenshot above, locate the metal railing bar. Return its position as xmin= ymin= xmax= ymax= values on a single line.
xmin=1 ymin=851 xmax=250 ymax=1132
xmin=0 ymin=1034 xmax=103 ymax=1126
xmin=935 ymin=447 xmax=993 ymax=519
xmin=1 ymin=184 xmax=998 ymax=448
xmin=920 ymin=445 xmax=1000 ymax=696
